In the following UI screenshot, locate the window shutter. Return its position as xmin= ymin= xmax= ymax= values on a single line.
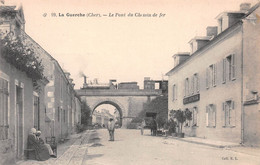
xmin=213 ymin=105 xmax=216 ymax=127
xmin=222 ymin=59 xmax=226 ymax=83
xmin=196 ymin=74 xmax=200 ymax=92
xmin=206 ymin=68 xmax=209 ymax=89
xmin=191 ymin=76 xmax=194 ymax=94
xmin=196 ymin=109 xmax=199 ymax=126
xmin=172 ymin=85 xmax=175 ymax=101
xmin=222 ymin=102 xmax=226 ymax=127
xmin=206 ymin=106 xmax=209 ymax=127
xmin=231 ymin=54 xmax=235 ymax=79
xmin=213 ymin=64 xmax=217 ymax=86
xmin=230 ymin=101 xmax=236 ymax=126
xmin=184 ymin=79 xmax=186 ymax=97
xmin=175 ymin=85 xmax=177 ymax=100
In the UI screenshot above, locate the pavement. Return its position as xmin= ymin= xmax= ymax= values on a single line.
xmin=83 ymin=129 xmax=260 ymax=165
xmin=15 ymin=129 xmax=260 ymax=165
xmin=16 ymin=130 xmax=91 ymax=165
xmin=164 ymin=133 xmax=260 ymax=158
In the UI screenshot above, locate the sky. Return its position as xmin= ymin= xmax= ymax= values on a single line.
xmin=6 ymin=0 xmax=259 ymax=89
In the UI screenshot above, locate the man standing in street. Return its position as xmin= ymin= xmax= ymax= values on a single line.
xmin=107 ymin=118 xmax=115 ymax=141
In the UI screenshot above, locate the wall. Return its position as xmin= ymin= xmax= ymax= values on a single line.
xmin=0 ymin=57 xmax=47 ymax=163
xmin=168 ymin=24 xmax=243 ymax=143
xmin=242 ymin=6 xmax=260 ymax=147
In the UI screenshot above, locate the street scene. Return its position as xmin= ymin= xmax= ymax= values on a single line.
xmin=1 ymin=0 xmax=260 ymax=165
xmin=18 ymin=129 xmax=260 ymax=165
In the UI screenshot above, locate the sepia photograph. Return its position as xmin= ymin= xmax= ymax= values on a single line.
xmin=0 ymin=0 xmax=260 ymax=164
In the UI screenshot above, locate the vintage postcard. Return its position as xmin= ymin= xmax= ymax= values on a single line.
xmin=0 ymin=0 xmax=260 ymax=164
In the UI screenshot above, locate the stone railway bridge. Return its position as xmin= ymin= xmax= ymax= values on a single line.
xmin=76 ymin=88 xmax=162 ymax=128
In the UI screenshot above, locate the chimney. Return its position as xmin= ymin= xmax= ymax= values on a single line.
xmin=69 ymin=78 xmax=73 ymax=84
xmin=240 ymin=3 xmax=251 ymax=12
xmin=206 ymin=26 xmax=218 ymax=37
xmin=64 ymin=72 xmax=70 ymax=79
xmin=83 ymin=76 xmax=88 ymax=88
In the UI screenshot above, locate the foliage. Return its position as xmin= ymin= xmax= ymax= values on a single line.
xmin=0 ymin=33 xmax=45 ymax=90
xmin=81 ymin=101 xmax=91 ymax=126
xmin=169 ymin=109 xmax=192 ymax=133
xmin=131 ymin=95 xmax=168 ymax=129
xmin=168 ymin=119 xmax=177 ymax=134
xmin=75 ymin=123 xmax=85 ymax=133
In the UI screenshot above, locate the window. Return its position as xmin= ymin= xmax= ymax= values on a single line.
xmin=60 ymin=75 xmax=63 ymax=100
xmin=206 ymin=64 xmax=216 ymax=88
xmin=226 ymin=54 xmax=235 ymax=81
xmin=194 ymin=73 xmax=199 ymax=93
xmin=185 ymin=109 xmax=191 ymax=127
xmin=172 ymin=84 xmax=177 ymax=101
xmin=185 ymin=78 xmax=189 ymax=97
xmin=192 ymin=107 xmax=198 ymax=126
xmin=33 ymin=94 xmax=40 ymax=130
xmin=222 ymin=59 xmax=226 ymax=83
xmin=206 ymin=104 xmax=216 ymax=127
xmin=58 ymin=107 xmax=60 ymax=122
xmin=64 ymin=109 xmax=66 ymax=123
xmin=222 ymin=100 xmax=235 ymax=127
xmin=0 ymin=77 xmax=9 ymax=140
xmin=191 ymin=76 xmax=194 ymax=94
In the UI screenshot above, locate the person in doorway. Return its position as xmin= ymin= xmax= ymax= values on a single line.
xmin=140 ymin=119 xmax=146 ymax=135
xmin=107 ymin=118 xmax=115 ymax=141
xmin=27 ymin=128 xmax=50 ymax=161
xmin=35 ymin=131 xmax=56 ymax=158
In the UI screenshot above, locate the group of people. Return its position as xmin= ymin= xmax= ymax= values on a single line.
xmin=27 ymin=128 xmax=56 ymax=161
xmin=139 ymin=117 xmax=157 ymax=136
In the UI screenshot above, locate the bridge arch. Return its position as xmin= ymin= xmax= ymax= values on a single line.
xmin=90 ymin=98 xmax=126 ymax=127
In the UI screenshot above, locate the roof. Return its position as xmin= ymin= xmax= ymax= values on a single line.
xmin=172 ymin=52 xmax=190 ymax=57
xmin=166 ymin=2 xmax=260 ymax=76
xmin=188 ymin=36 xmax=212 ymax=44
xmin=215 ymin=11 xmax=245 ymax=20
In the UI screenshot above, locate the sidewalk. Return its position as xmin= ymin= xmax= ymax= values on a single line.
xmin=16 ymin=130 xmax=90 ymax=165
xmin=167 ymin=135 xmax=260 ymax=157
xmin=171 ymin=136 xmax=240 ymax=148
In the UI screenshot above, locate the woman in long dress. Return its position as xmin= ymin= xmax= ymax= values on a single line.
xmin=27 ymin=128 xmax=50 ymax=161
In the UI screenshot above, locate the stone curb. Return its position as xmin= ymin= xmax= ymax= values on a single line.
xmin=169 ymin=136 xmax=241 ymax=148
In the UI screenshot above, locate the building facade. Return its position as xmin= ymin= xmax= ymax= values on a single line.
xmin=0 ymin=4 xmax=48 ymax=163
xmin=167 ymin=2 xmax=260 ymax=146
xmin=0 ymin=2 xmax=82 ymax=163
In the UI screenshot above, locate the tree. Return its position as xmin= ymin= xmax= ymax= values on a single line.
xmin=132 ymin=95 xmax=168 ymax=129
xmin=170 ymin=109 xmax=192 ymax=133
xmin=81 ymin=101 xmax=91 ymax=126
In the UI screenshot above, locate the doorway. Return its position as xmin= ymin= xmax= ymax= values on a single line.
xmin=16 ymin=86 xmax=24 ymax=159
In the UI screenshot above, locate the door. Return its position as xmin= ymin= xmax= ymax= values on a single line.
xmin=16 ymin=86 xmax=23 ymax=159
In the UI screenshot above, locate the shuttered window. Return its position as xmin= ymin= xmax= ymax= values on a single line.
xmin=33 ymin=94 xmax=40 ymax=130
xmin=222 ymin=59 xmax=226 ymax=83
xmin=222 ymin=100 xmax=235 ymax=127
xmin=194 ymin=73 xmax=199 ymax=93
xmin=0 ymin=77 xmax=9 ymax=140
xmin=192 ymin=107 xmax=198 ymax=126
xmin=213 ymin=64 xmax=217 ymax=87
xmin=206 ymin=104 xmax=216 ymax=127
